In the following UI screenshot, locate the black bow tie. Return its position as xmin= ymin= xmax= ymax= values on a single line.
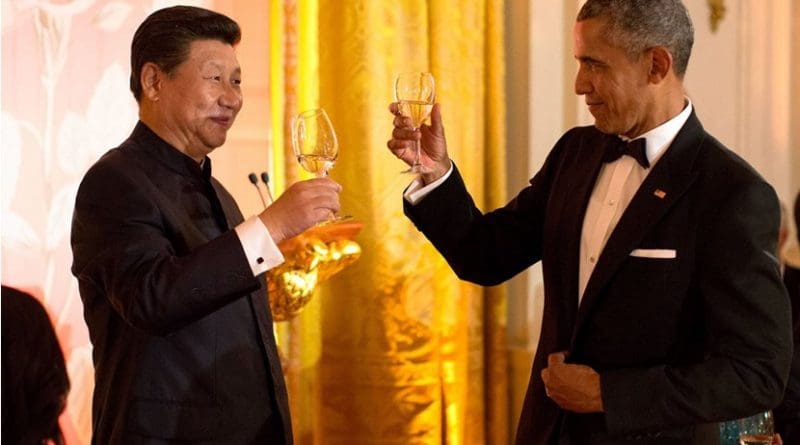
xmin=602 ymin=137 xmax=649 ymax=168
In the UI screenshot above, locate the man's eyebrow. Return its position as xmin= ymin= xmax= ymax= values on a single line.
xmin=200 ymin=60 xmax=241 ymax=75
xmin=576 ymin=55 xmax=603 ymax=64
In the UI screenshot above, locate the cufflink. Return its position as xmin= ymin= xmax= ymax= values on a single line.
xmin=257 ymin=257 xmax=264 ymax=264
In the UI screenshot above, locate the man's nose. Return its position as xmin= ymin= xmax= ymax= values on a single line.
xmin=220 ymin=84 xmax=242 ymax=110
xmin=574 ymin=68 xmax=591 ymax=95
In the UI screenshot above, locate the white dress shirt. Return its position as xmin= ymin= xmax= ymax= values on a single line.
xmin=235 ymin=216 xmax=285 ymax=276
xmin=578 ymin=101 xmax=693 ymax=301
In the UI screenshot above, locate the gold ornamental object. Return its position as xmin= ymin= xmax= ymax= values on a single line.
xmin=708 ymin=0 xmax=726 ymax=33
xmin=267 ymin=221 xmax=363 ymax=321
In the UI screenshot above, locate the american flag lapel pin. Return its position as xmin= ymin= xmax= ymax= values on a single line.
xmin=654 ymin=189 xmax=667 ymax=199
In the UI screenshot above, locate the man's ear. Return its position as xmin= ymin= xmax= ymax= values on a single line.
xmin=140 ymin=62 xmax=163 ymax=102
xmin=647 ymin=46 xmax=673 ymax=84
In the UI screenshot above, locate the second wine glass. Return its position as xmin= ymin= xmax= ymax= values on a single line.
xmin=292 ymin=108 xmax=350 ymax=223
xmin=292 ymin=108 xmax=338 ymax=178
xmin=394 ymin=72 xmax=435 ymax=174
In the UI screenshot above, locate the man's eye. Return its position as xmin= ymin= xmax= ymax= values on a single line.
xmin=582 ymin=61 xmax=601 ymax=72
xmin=232 ymin=79 xmax=242 ymax=86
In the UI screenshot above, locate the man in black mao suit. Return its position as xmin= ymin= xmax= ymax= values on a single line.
xmin=71 ymin=6 xmax=341 ymax=444
xmin=387 ymin=1 xmax=792 ymax=444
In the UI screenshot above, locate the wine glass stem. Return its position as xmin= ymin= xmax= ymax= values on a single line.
xmin=413 ymin=132 xmax=422 ymax=167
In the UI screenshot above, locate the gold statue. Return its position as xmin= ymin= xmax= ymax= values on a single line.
xmin=267 ymin=221 xmax=363 ymax=321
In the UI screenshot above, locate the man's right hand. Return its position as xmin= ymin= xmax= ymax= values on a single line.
xmin=258 ymin=178 xmax=341 ymax=243
xmin=387 ymin=102 xmax=450 ymax=184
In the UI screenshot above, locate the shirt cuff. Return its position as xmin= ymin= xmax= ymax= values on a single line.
xmin=403 ymin=161 xmax=454 ymax=205
xmin=234 ymin=215 xmax=285 ymax=276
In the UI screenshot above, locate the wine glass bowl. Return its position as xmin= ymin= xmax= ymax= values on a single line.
xmin=394 ymin=72 xmax=435 ymax=174
xmin=737 ymin=410 xmax=774 ymax=445
xmin=292 ymin=107 xmax=351 ymax=223
xmin=292 ymin=108 xmax=338 ymax=178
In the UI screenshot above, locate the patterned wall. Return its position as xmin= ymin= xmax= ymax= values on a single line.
xmin=1 ymin=1 xmax=206 ymax=442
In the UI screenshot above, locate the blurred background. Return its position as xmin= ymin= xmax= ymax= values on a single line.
xmin=2 ymin=0 xmax=798 ymax=443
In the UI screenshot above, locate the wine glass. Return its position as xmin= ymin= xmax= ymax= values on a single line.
xmin=737 ymin=410 xmax=774 ymax=445
xmin=292 ymin=108 xmax=350 ymax=222
xmin=394 ymin=72 xmax=435 ymax=174
xmin=292 ymin=108 xmax=338 ymax=178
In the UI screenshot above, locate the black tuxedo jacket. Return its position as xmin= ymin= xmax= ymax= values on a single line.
xmin=405 ymin=112 xmax=792 ymax=444
xmin=71 ymin=122 xmax=292 ymax=444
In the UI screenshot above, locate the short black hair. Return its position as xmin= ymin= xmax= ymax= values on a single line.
xmin=577 ymin=0 xmax=694 ymax=79
xmin=129 ymin=5 xmax=241 ymax=102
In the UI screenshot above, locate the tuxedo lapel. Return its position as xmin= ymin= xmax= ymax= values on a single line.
xmin=570 ymin=113 xmax=705 ymax=349
xmin=548 ymin=131 xmax=611 ymax=340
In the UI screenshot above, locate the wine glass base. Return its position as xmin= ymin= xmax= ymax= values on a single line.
xmin=316 ymin=214 xmax=354 ymax=227
xmin=401 ymin=164 xmax=431 ymax=174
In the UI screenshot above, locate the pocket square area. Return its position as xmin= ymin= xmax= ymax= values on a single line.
xmin=630 ymin=248 xmax=677 ymax=259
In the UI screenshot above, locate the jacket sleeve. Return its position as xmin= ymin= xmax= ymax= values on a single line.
xmin=71 ymin=160 xmax=261 ymax=335
xmin=403 ymin=131 xmax=580 ymax=286
xmin=403 ymin=164 xmax=542 ymax=286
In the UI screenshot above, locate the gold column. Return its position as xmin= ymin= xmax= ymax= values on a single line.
xmin=312 ymin=1 xmax=507 ymax=444
xmin=272 ymin=0 xmax=507 ymax=443
xmin=316 ymin=1 xmax=443 ymax=441
xmin=482 ymin=2 xmax=510 ymax=443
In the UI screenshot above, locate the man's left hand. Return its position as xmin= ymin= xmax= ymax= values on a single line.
xmin=541 ymin=351 xmax=604 ymax=413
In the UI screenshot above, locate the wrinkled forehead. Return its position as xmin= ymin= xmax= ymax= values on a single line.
xmin=184 ymin=39 xmax=241 ymax=69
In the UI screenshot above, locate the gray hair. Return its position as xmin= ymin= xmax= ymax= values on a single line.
xmin=577 ymin=0 xmax=694 ymax=78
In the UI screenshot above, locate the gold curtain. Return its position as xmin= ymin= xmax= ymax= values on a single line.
xmin=271 ymin=1 xmax=508 ymax=443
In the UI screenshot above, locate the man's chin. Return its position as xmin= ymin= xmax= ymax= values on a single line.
xmin=204 ymin=132 xmax=228 ymax=150
xmin=592 ymin=122 xmax=614 ymax=135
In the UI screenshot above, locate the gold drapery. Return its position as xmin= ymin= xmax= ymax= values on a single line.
xmin=271 ymin=1 xmax=508 ymax=443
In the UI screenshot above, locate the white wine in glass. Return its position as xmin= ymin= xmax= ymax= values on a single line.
xmin=394 ymin=72 xmax=435 ymax=174
xmin=292 ymin=108 xmax=338 ymax=178
xmin=291 ymin=108 xmax=350 ymax=222
xmin=398 ymin=101 xmax=434 ymax=130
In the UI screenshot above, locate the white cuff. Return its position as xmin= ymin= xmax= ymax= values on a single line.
xmin=234 ymin=215 xmax=285 ymax=276
xmin=403 ymin=161 xmax=454 ymax=205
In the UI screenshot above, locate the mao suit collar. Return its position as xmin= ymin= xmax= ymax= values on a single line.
xmin=131 ymin=121 xmax=212 ymax=181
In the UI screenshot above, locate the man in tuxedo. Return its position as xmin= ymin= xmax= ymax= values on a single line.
xmin=71 ymin=6 xmax=341 ymax=444
xmin=387 ymin=0 xmax=791 ymax=443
